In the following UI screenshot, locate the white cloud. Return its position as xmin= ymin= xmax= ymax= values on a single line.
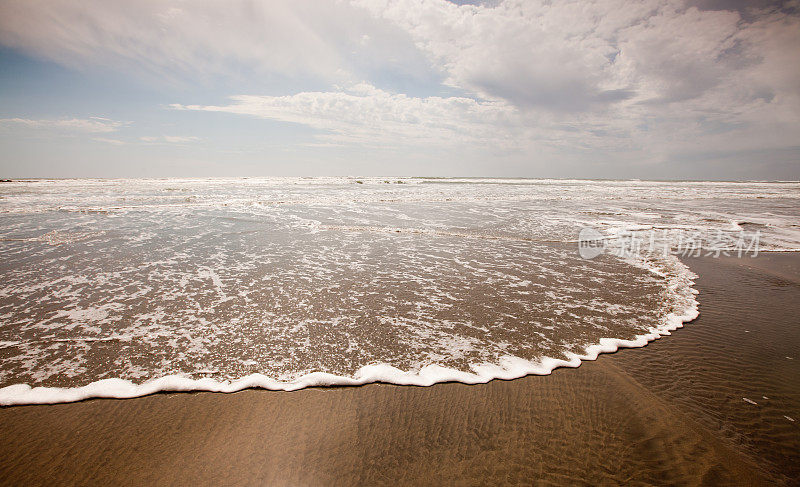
xmin=171 ymin=83 xmax=517 ymax=148
xmin=355 ymin=0 xmax=798 ymax=108
xmin=92 ymin=137 xmax=126 ymax=145
xmin=0 ymin=0 xmax=430 ymax=87
xmin=348 ymin=0 xmax=800 ymax=159
xmin=163 ymin=135 xmax=200 ymax=143
xmin=0 ymin=0 xmax=797 ymax=174
xmin=140 ymin=135 xmax=201 ymax=144
xmin=0 ymin=117 xmax=127 ymax=133
xmin=160 ymin=0 xmax=799 ymax=163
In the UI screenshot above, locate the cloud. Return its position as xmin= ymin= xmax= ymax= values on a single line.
xmin=0 ymin=117 xmax=127 ymax=133
xmin=171 ymin=83 xmax=519 ymax=148
xmin=355 ymin=0 xmax=629 ymax=111
xmin=0 ymin=0 xmax=431 ymax=87
xmin=140 ymin=135 xmax=201 ymax=144
xmin=92 ymin=137 xmax=126 ymax=145
xmin=345 ymin=0 xmax=800 ymax=162
xmin=354 ymin=0 xmax=799 ymax=111
xmin=3 ymin=0 xmax=796 ymax=120
xmin=161 ymin=0 xmax=799 ymax=161
xmin=0 ymin=0 xmax=797 ymax=174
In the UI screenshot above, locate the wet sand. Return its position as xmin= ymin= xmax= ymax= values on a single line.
xmin=1 ymin=254 xmax=798 ymax=486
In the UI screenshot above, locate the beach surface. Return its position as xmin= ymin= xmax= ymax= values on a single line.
xmin=1 ymin=254 xmax=798 ymax=486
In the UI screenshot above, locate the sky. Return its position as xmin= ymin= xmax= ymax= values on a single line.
xmin=0 ymin=0 xmax=798 ymax=179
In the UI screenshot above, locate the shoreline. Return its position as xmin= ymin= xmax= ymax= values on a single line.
xmin=0 ymin=253 xmax=698 ymax=407
xmin=0 ymin=254 xmax=798 ymax=484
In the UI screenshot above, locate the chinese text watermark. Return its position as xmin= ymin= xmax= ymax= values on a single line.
xmin=578 ymin=227 xmax=761 ymax=259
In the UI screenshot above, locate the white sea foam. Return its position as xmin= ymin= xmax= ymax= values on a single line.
xmin=0 ymin=253 xmax=699 ymax=406
xmin=0 ymin=306 xmax=698 ymax=405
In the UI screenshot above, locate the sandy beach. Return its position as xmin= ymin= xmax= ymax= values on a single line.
xmin=0 ymin=254 xmax=797 ymax=486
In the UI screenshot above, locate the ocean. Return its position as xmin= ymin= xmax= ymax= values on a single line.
xmin=1 ymin=177 xmax=798 ymax=405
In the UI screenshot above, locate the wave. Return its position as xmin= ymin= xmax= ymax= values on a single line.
xmin=0 ymin=255 xmax=698 ymax=406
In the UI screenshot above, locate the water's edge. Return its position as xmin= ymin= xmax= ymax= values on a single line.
xmin=0 ymin=255 xmax=699 ymax=407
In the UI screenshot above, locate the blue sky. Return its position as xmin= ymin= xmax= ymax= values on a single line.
xmin=0 ymin=0 xmax=798 ymax=179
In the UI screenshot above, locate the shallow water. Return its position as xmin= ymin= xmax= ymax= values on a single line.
xmin=0 ymin=178 xmax=797 ymax=402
